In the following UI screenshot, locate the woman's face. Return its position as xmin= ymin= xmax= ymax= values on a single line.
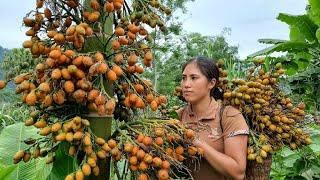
xmin=181 ymin=62 xmax=215 ymax=104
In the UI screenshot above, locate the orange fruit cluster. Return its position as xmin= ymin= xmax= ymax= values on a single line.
xmin=15 ymin=116 xmax=202 ymax=180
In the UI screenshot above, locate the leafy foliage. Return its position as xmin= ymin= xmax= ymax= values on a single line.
xmin=0 ymin=45 xmax=9 ymax=62
xmin=0 ymin=123 xmax=52 ymax=180
xmin=277 ymin=13 xmax=318 ymax=43
xmin=271 ymin=125 xmax=320 ymax=179
xmin=0 ymin=103 xmax=29 ymax=132
xmin=144 ymin=29 xmax=240 ymax=98
xmin=248 ymin=41 xmax=313 ymax=58
xmin=0 ymin=88 xmax=21 ymax=105
xmin=307 ymin=0 xmax=320 ymax=26
xmin=248 ymin=2 xmax=320 ymax=113
xmin=0 ymin=48 xmax=42 ymax=80
xmin=161 ymin=0 xmax=195 ymax=12
xmin=46 ymin=142 xmax=76 ymax=180
xmin=0 ymin=45 xmax=9 ymax=80
xmin=0 ymin=164 xmax=17 ymax=180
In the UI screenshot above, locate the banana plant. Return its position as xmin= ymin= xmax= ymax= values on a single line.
xmin=248 ymin=0 xmax=320 ymax=113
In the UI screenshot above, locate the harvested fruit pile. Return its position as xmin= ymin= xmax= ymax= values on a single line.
xmin=176 ymin=58 xmax=312 ymax=163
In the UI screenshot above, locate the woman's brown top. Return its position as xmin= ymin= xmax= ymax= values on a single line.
xmin=177 ymin=99 xmax=249 ymax=180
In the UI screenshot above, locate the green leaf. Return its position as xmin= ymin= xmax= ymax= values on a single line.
xmin=283 ymin=61 xmax=299 ymax=75
xmin=296 ymin=59 xmax=310 ymax=70
xmin=248 ymin=44 xmax=278 ymax=58
xmin=290 ymin=27 xmax=307 ymax=42
xmin=308 ymin=0 xmax=320 ymax=25
xmin=281 ymin=147 xmax=296 ymax=157
xmin=301 ymin=169 xmax=315 ymax=180
xmin=288 ymin=66 xmax=320 ymax=81
xmin=0 ymin=165 xmax=17 ymax=180
xmin=309 ymin=135 xmax=320 ymax=153
xmin=81 ymin=36 xmax=108 ymax=53
xmin=284 ymin=153 xmax=300 ymax=168
xmin=277 ymin=13 xmax=318 ymax=43
xmin=294 ymin=52 xmax=312 ymax=61
xmin=271 ymin=175 xmax=286 ymax=180
xmin=263 ymin=57 xmax=271 ymax=72
xmin=311 ymin=164 xmax=320 ymax=177
xmin=46 ymin=142 xmax=77 ymax=180
xmin=0 ymin=123 xmax=53 ymax=180
xmin=248 ymin=41 xmax=311 ymax=58
xmin=258 ymin=39 xmax=287 ymax=44
xmin=287 ymin=176 xmax=308 ymax=180
xmin=292 ymin=158 xmax=308 ymax=174
xmin=169 ymin=111 xmax=179 ymax=119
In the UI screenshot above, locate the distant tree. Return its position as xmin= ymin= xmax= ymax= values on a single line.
xmin=0 ymin=48 xmax=41 ymax=80
xmin=144 ymin=29 xmax=240 ymax=96
xmin=0 ymin=45 xmax=9 ymax=79
xmin=0 ymin=45 xmax=9 ymax=61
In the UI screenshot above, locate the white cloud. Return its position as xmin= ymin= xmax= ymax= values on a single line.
xmin=180 ymin=0 xmax=308 ymax=58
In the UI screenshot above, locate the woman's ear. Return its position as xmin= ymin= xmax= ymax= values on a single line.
xmin=209 ymin=78 xmax=216 ymax=89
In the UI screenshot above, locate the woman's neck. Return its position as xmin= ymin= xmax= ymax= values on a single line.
xmin=190 ymin=95 xmax=214 ymax=116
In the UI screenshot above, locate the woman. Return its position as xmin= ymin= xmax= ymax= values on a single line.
xmin=178 ymin=56 xmax=249 ymax=180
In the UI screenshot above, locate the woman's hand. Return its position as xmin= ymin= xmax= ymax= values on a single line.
xmin=193 ymin=137 xmax=206 ymax=148
xmin=192 ymin=136 xmax=247 ymax=179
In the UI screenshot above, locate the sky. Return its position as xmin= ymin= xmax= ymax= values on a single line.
xmin=180 ymin=0 xmax=308 ymax=58
xmin=0 ymin=0 xmax=308 ymax=59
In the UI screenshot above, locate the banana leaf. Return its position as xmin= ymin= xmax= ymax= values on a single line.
xmin=0 ymin=123 xmax=52 ymax=180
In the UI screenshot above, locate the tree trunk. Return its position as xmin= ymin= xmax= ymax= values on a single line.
xmin=83 ymin=1 xmax=114 ymax=179
xmin=86 ymin=113 xmax=113 ymax=180
xmin=87 ymin=74 xmax=114 ymax=179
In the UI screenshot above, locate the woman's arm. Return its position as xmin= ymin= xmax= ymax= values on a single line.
xmin=194 ymin=135 xmax=248 ymax=180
